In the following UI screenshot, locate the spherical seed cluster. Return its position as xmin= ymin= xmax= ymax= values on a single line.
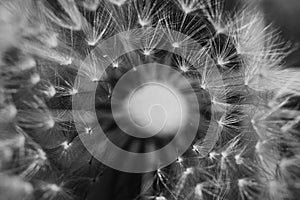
xmin=0 ymin=0 xmax=300 ymax=200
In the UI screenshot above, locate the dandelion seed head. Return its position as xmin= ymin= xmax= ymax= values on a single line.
xmin=138 ymin=17 xmax=151 ymax=27
xmin=142 ymin=49 xmax=152 ymax=56
xmin=61 ymin=57 xmax=73 ymax=65
xmin=108 ymin=0 xmax=128 ymax=7
xmin=209 ymin=151 xmax=218 ymax=160
xmin=1 ymin=0 xmax=300 ymax=199
xmin=192 ymin=144 xmax=200 ymax=153
xmin=22 ymin=56 xmax=36 ymax=70
xmin=23 ymin=182 xmax=33 ymax=194
xmin=221 ymin=150 xmax=228 ymax=159
xmin=235 ymin=154 xmax=243 ymax=165
xmin=155 ymin=196 xmax=166 ymax=200
xmin=238 ymin=178 xmax=247 ymax=188
xmin=266 ymin=180 xmax=289 ymax=199
xmin=172 ymin=42 xmax=181 ymax=48
xmin=30 ymin=73 xmax=40 ymax=85
xmin=184 ymin=167 xmax=194 ymax=175
xmin=179 ymin=64 xmax=188 ymax=72
xmin=0 ymin=104 xmax=17 ymax=122
xmin=194 ymin=183 xmax=204 ymax=198
xmin=87 ymin=40 xmax=97 ymax=47
xmin=15 ymin=134 xmax=26 ymax=148
xmin=85 ymin=127 xmax=92 ymax=134
xmin=217 ymin=119 xmax=224 ymax=127
xmin=91 ymin=77 xmax=100 ymax=82
xmin=112 ymin=61 xmax=119 ymax=68
xmin=69 ymin=88 xmax=78 ymax=96
xmin=176 ymin=156 xmax=184 ymax=164
xmin=44 ymin=33 xmax=59 ymax=48
xmin=47 ymin=184 xmax=61 ymax=192
xmin=45 ymin=117 xmax=55 ymax=129
xmin=176 ymin=0 xmax=202 ymax=14
xmin=45 ymin=85 xmax=56 ymax=98
xmin=217 ymin=57 xmax=227 ymax=67
xmin=36 ymin=149 xmax=47 ymax=162
xmin=214 ymin=23 xmax=226 ymax=34
xmin=83 ymin=0 xmax=100 ymax=10
xmin=61 ymin=141 xmax=71 ymax=150
xmin=255 ymin=140 xmax=265 ymax=154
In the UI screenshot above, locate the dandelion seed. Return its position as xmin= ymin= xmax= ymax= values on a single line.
xmin=1 ymin=0 xmax=300 ymax=199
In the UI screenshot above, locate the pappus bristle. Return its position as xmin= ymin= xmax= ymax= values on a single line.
xmin=140 ymin=25 xmax=166 ymax=57
xmin=34 ymin=80 xmax=57 ymax=98
xmin=80 ymin=0 xmax=101 ymax=11
xmin=160 ymin=10 xmax=210 ymax=48
xmin=237 ymin=178 xmax=262 ymax=200
xmin=201 ymin=0 xmax=228 ymax=34
xmin=174 ymin=0 xmax=203 ymax=15
xmin=17 ymin=104 xmax=55 ymax=131
xmin=106 ymin=0 xmax=138 ymax=32
xmin=9 ymin=144 xmax=48 ymax=180
xmin=134 ymin=0 xmax=166 ymax=28
xmin=153 ymin=168 xmax=177 ymax=199
xmin=0 ymin=173 xmax=33 ymax=200
xmin=37 ymin=0 xmax=83 ymax=30
xmin=216 ymin=112 xmax=246 ymax=143
xmin=173 ymin=167 xmax=194 ymax=199
xmin=208 ymin=32 xmax=241 ymax=73
xmin=81 ymin=2 xmax=115 ymax=46
xmin=107 ymin=0 xmax=128 ymax=7
xmin=52 ymin=71 xmax=79 ymax=98
xmin=79 ymin=50 xmax=107 ymax=82
xmin=34 ymin=181 xmax=76 ymax=200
